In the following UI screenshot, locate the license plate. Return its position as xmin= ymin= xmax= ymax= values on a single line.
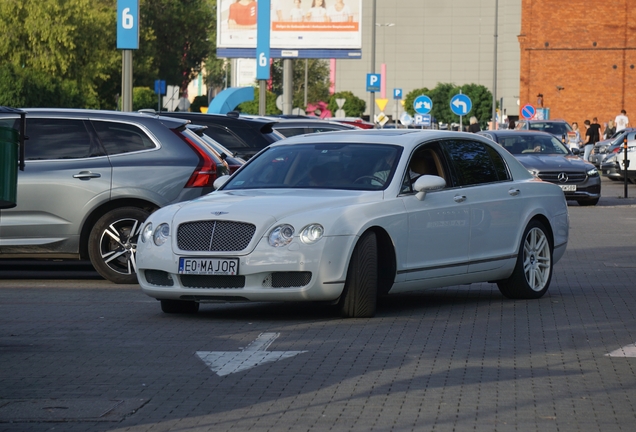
xmin=178 ymin=257 xmax=239 ymax=275
xmin=559 ymin=185 xmax=577 ymax=192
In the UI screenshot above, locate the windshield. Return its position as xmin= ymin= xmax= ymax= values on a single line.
xmin=222 ymin=143 xmax=403 ymax=191
xmin=498 ymin=135 xmax=570 ymax=155
xmin=526 ymin=122 xmax=572 ymax=136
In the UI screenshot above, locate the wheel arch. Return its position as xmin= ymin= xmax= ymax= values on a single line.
xmin=529 ymin=213 xmax=554 ymax=248
xmin=365 ymin=226 xmax=397 ymax=296
xmin=79 ymin=198 xmax=159 ymax=259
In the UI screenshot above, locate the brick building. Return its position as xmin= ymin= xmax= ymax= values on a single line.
xmin=519 ymin=0 xmax=636 ymax=128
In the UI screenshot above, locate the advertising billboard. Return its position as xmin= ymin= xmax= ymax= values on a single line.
xmin=217 ymin=0 xmax=362 ymax=51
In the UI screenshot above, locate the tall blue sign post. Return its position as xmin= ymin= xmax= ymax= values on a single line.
xmin=256 ymin=0 xmax=271 ymax=115
xmin=117 ymin=0 xmax=139 ymax=112
xmin=450 ymin=93 xmax=472 ymax=129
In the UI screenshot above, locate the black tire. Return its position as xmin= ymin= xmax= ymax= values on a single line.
xmin=578 ymin=197 xmax=600 ymax=206
xmin=339 ymin=231 xmax=378 ymax=318
xmin=497 ymin=220 xmax=553 ymax=299
xmin=160 ymin=299 xmax=200 ymax=314
xmin=88 ymin=207 xmax=150 ymax=284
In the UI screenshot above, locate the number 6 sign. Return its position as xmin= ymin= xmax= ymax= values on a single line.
xmin=117 ymin=0 xmax=139 ymax=50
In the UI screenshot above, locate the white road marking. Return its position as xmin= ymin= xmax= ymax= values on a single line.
xmin=196 ymin=332 xmax=307 ymax=376
xmin=605 ymin=343 xmax=636 ymax=358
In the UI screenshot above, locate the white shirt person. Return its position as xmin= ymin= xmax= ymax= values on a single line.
xmin=306 ymin=0 xmax=327 ymax=22
xmin=326 ymin=0 xmax=352 ymax=22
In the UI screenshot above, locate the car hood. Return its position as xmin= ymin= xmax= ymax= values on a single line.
xmin=171 ymin=189 xmax=379 ymax=226
xmin=514 ymin=154 xmax=592 ymax=171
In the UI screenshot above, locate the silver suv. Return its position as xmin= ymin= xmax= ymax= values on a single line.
xmin=0 ymin=109 xmax=228 ymax=283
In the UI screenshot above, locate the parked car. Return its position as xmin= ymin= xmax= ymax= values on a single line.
xmin=478 ymin=130 xmax=601 ymax=206
xmin=600 ymin=140 xmax=636 ymax=182
xmin=0 ymin=108 xmax=229 ymax=284
xmin=187 ymin=124 xmax=246 ymax=174
xmin=515 ymin=119 xmax=573 ymax=141
xmin=136 ymin=129 xmax=569 ymax=317
xmin=159 ymin=111 xmax=284 ymax=159
xmin=240 ymin=115 xmax=360 ymax=137
xmin=590 ymin=128 xmax=636 ymax=167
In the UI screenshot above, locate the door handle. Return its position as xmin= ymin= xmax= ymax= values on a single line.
xmin=508 ymin=188 xmax=520 ymax=196
xmin=73 ymin=171 xmax=101 ymax=179
xmin=454 ymin=195 xmax=467 ymax=203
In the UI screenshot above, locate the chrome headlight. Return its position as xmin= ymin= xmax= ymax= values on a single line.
xmin=300 ymin=224 xmax=324 ymax=244
xmin=141 ymin=223 xmax=153 ymax=243
xmin=587 ymin=167 xmax=599 ymax=176
xmin=268 ymin=224 xmax=294 ymax=247
xmin=153 ymin=223 xmax=170 ymax=246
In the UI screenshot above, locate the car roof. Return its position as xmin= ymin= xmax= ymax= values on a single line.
xmin=270 ymin=129 xmax=486 ymax=149
xmin=160 ymin=111 xmax=278 ymax=127
xmin=479 ymin=130 xmax=555 ymax=137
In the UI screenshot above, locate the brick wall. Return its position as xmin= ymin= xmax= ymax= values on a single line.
xmin=519 ymin=0 xmax=636 ymax=130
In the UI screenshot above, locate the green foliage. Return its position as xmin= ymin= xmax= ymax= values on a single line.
xmin=237 ymin=87 xmax=282 ymax=115
xmin=0 ymin=64 xmax=89 ymax=108
xmin=190 ymin=95 xmax=209 ymax=113
xmin=271 ymin=59 xmax=331 ymax=110
xmin=132 ymin=87 xmax=158 ymax=111
xmin=140 ymin=0 xmax=215 ymax=90
xmin=404 ymin=83 xmax=493 ymax=127
xmin=327 ymin=91 xmax=366 ymax=117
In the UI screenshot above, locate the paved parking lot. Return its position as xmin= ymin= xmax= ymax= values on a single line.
xmin=1 ymin=178 xmax=636 ymax=432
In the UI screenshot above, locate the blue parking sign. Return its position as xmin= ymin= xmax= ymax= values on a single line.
xmin=367 ymin=74 xmax=381 ymax=92
xmin=393 ymin=88 xmax=403 ymax=100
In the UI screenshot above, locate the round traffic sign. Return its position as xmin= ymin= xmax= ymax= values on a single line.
xmin=400 ymin=113 xmax=413 ymax=126
xmin=521 ymin=104 xmax=536 ymax=120
xmin=450 ymin=94 xmax=472 ymax=116
xmin=413 ymin=95 xmax=433 ymax=114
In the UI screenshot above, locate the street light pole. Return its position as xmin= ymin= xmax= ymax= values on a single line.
xmin=491 ymin=0 xmax=499 ymax=130
xmin=370 ymin=0 xmax=377 ymax=124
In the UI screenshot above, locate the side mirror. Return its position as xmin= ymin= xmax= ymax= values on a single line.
xmin=413 ymin=175 xmax=446 ymax=201
xmin=571 ymin=147 xmax=580 ymax=155
xmin=213 ymin=175 xmax=230 ymax=190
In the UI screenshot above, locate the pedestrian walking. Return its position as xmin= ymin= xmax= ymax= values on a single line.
xmin=604 ymin=119 xmax=616 ymax=139
xmin=568 ymin=121 xmax=583 ymax=151
xmin=468 ymin=116 xmax=481 ymax=133
xmin=583 ymin=118 xmax=601 ymax=162
xmin=615 ymin=110 xmax=629 ymax=132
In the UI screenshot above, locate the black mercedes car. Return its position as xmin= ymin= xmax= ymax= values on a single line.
xmin=478 ymin=130 xmax=601 ymax=206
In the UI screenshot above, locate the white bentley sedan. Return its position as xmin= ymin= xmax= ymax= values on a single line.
xmin=137 ymin=130 xmax=569 ymax=318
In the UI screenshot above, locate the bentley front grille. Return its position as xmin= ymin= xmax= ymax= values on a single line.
xmin=177 ymin=220 xmax=256 ymax=252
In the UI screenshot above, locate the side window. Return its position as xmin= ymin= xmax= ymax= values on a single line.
xmin=442 ymin=140 xmax=506 ymax=186
xmin=402 ymin=143 xmax=448 ymax=194
xmin=25 ymin=118 xmax=104 ymax=160
xmin=203 ymin=125 xmax=249 ymax=149
xmin=92 ymin=121 xmax=156 ymax=155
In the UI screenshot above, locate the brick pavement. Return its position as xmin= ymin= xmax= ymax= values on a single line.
xmin=0 ymin=178 xmax=635 ymax=432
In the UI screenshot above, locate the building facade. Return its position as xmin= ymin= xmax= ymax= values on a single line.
xmin=518 ymin=0 xmax=636 ymax=128
xmin=333 ymin=0 xmax=522 ymax=123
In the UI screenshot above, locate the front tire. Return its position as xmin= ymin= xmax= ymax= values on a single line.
xmin=88 ymin=207 xmax=149 ymax=284
xmin=339 ymin=231 xmax=378 ymax=318
xmin=497 ymin=220 xmax=553 ymax=299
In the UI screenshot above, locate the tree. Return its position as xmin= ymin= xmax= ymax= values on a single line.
xmin=132 ymin=87 xmax=157 ymax=111
xmin=270 ymin=59 xmax=331 ymax=110
xmin=327 ymin=91 xmax=366 ymax=118
xmin=237 ymin=87 xmax=281 ymax=115
xmin=139 ymin=0 xmax=215 ymax=91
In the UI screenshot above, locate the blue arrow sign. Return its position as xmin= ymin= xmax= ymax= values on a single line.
xmin=413 ymin=95 xmax=432 ymax=114
xmin=393 ymin=88 xmax=403 ymax=100
xmin=367 ymin=74 xmax=381 ymax=92
xmin=450 ymin=94 xmax=472 ymax=116
xmin=521 ymin=104 xmax=536 ymax=120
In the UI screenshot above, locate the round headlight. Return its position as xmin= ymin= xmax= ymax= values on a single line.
xmin=300 ymin=224 xmax=324 ymax=244
xmin=268 ymin=224 xmax=294 ymax=247
xmin=153 ymin=223 xmax=170 ymax=246
xmin=141 ymin=223 xmax=153 ymax=243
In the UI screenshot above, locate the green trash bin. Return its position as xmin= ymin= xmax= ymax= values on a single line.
xmin=0 ymin=125 xmax=19 ymax=209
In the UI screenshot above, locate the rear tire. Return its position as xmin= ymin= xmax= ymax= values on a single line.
xmin=88 ymin=207 xmax=149 ymax=284
xmin=160 ymin=299 xmax=200 ymax=314
xmin=497 ymin=220 xmax=553 ymax=299
xmin=339 ymin=231 xmax=378 ymax=318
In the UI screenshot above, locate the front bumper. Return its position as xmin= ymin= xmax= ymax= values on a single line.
xmin=137 ymin=235 xmax=357 ymax=303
